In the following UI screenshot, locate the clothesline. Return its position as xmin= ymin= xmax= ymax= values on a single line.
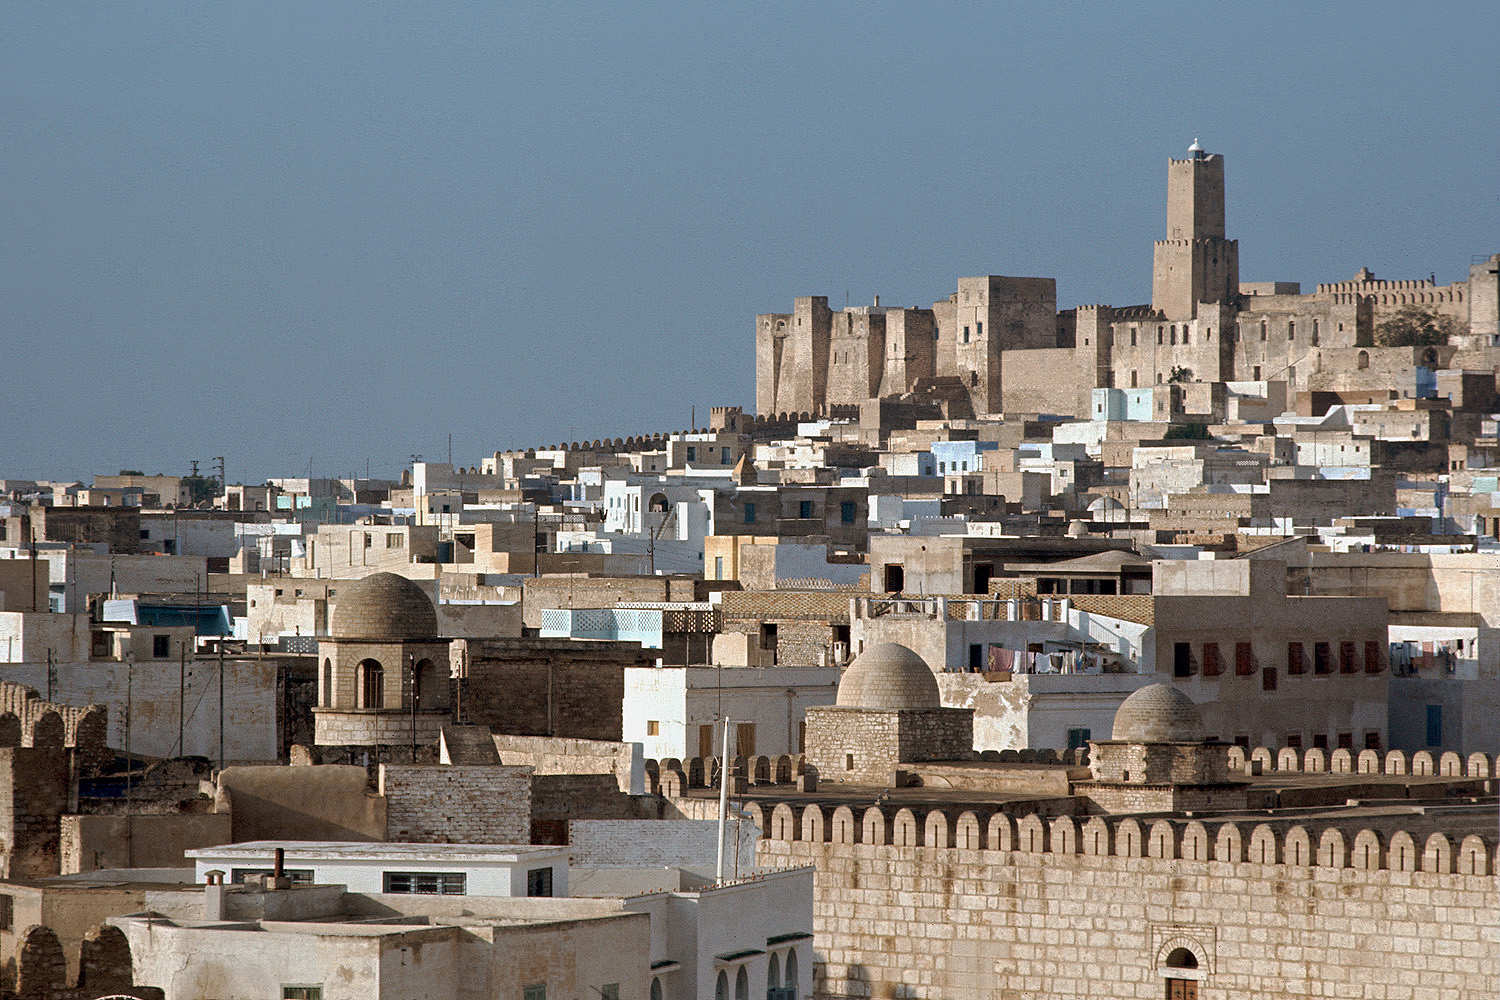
xmin=966 ymin=646 xmax=1106 ymax=675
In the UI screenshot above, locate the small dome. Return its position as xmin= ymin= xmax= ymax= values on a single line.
xmin=329 ymin=572 xmax=438 ymax=640
xmin=836 ymin=643 xmax=941 ymax=710
xmin=1112 ymin=684 xmax=1205 ymax=742
xmin=1188 ymin=137 xmax=1203 ymax=153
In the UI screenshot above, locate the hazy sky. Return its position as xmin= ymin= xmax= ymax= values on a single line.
xmin=4 ymin=3 xmax=1497 ymax=484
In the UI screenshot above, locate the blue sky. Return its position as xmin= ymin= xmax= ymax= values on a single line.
xmin=3 ymin=3 xmax=1497 ymax=483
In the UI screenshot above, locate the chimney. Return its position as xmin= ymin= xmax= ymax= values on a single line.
xmin=203 ymin=870 xmax=227 ymax=920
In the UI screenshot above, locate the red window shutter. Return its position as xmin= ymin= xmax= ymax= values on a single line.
xmin=1287 ymin=642 xmax=1305 ymax=675
xmin=1202 ymin=642 xmax=1222 ymax=677
xmin=1340 ymin=641 xmax=1358 ymax=674
xmin=1235 ymin=642 xmax=1254 ymax=676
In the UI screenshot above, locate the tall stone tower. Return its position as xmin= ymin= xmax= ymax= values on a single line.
xmin=1151 ymin=141 xmax=1239 ymax=321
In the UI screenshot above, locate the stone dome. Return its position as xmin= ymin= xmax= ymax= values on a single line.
xmin=836 ymin=642 xmax=941 ymax=710
xmin=329 ymin=572 xmax=438 ymax=640
xmin=1111 ymin=683 xmax=1205 ymax=743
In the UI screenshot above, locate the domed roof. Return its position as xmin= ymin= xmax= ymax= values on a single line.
xmin=1111 ymin=684 xmax=1205 ymax=743
xmin=836 ymin=642 xmax=941 ymax=710
xmin=329 ymin=572 xmax=438 ymax=640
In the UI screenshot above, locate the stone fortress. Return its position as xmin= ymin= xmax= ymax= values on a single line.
xmin=757 ymin=142 xmax=1500 ymax=421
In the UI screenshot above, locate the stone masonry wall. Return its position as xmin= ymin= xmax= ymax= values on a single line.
xmin=804 ymin=708 xmax=899 ymax=784
xmin=378 ymin=764 xmax=530 ymax=844
xmin=806 ymin=708 xmax=974 ymax=786
xmin=895 ymin=708 xmax=974 ymax=763
xmin=756 ymin=811 xmax=1498 ymax=1000
xmin=0 ymin=748 xmax=68 ymax=879
xmin=462 ymin=641 xmax=640 ymax=741
xmin=491 ymin=734 xmax=641 ymax=794
xmin=567 ymin=818 xmax=759 ymax=871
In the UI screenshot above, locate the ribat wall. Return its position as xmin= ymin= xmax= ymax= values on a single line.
xmin=754 ymin=804 xmax=1499 ymax=1000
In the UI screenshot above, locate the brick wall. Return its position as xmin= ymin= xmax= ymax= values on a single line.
xmin=378 ymin=764 xmax=531 ymax=843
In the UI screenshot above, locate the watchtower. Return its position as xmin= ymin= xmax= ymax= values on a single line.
xmin=1152 ymin=140 xmax=1239 ymax=321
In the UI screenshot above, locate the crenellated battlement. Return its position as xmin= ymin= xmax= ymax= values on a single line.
xmin=642 ymin=745 xmax=1494 ymax=793
xmin=0 ymin=679 xmax=107 ymax=763
xmin=750 ymin=801 xmax=1496 ymax=876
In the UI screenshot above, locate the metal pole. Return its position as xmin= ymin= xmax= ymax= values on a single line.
xmin=125 ymin=651 xmax=133 ymax=866
xmin=29 ymin=520 xmax=37 ymax=611
xmin=45 ymin=648 xmax=54 ymax=702
xmin=715 ymin=715 xmax=731 ymax=882
xmin=218 ymin=643 xmax=225 ymax=770
xmin=179 ymin=642 xmax=186 ymax=756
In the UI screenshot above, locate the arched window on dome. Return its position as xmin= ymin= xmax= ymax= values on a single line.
xmin=358 ymin=659 xmax=384 ymax=709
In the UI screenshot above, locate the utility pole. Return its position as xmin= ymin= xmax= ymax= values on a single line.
xmin=715 ymin=716 xmax=731 ymax=882
xmin=218 ymin=642 xmax=225 ymax=770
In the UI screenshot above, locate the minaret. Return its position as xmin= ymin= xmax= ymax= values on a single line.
xmin=1151 ymin=139 xmax=1239 ymax=321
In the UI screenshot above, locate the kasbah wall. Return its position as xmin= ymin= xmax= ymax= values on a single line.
xmin=755 ymin=809 xmax=1497 ymax=1000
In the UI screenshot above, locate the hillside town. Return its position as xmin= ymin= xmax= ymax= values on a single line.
xmin=0 ymin=147 xmax=1495 ymax=999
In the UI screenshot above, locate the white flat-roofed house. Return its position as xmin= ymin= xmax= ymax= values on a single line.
xmin=187 ymin=841 xmax=569 ymax=898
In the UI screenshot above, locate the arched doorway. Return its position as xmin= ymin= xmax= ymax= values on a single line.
xmin=735 ymin=967 xmax=748 ymax=1000
xmin=415 ymin=658 xmax=446 ymax=710
xmin=1164 ymin=948 xmax=1199 ymax=1000
xmin=784 ymin=950 xmax=798 ymax=1000
xmin=715 ymin=971 xmax=728 ymax=1000
xmin=357 ymin=659 xmax=384 ymax=709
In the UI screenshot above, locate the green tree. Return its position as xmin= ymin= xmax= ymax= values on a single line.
xmin=1376 ymin=306 xmax=1461 ymax=347
xmin=1168 ymin=366 xmax=1193 ymax=383
xmin=182 ymin=474 xmax=219 ymax=505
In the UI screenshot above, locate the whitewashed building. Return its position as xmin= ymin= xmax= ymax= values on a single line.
xmin=188 ymin=841 xmax=569 ymax=898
